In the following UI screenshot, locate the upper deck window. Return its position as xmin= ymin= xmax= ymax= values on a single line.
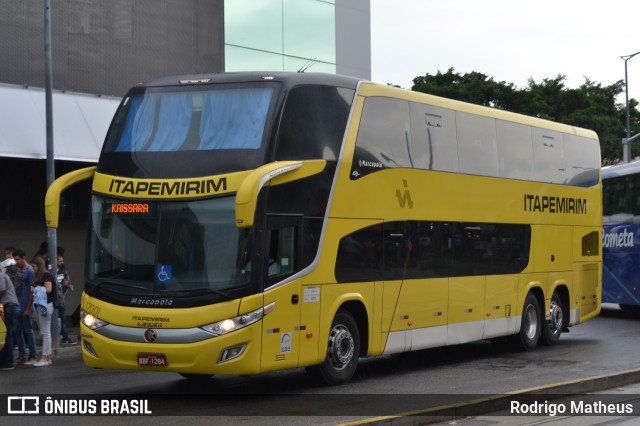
xmin=351 ymin=96 xmax=600 ymax=187
xmin=104 ymin=86 xmax=273 ymax=154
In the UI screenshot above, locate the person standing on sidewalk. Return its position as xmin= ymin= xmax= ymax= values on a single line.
xmin=0 ymin=269 xmax=20 ymax=370
xmin=31 ymin=256 xmax=56 ymax=367
xmin=1 ymin=246 xmax=17 ymax=273
xmin=56 ymin=253 xmax=76 ymax=345
xmin=13 ymin=249 xmax=36 ymax=365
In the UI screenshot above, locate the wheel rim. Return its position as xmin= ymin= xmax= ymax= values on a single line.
xmin=524 ymin=303 xmax=538 ymax=340
xmin=327 ymin=324 xmax=355 ymax=370
xmin=548 ymin=300 xmax=563 ymax=334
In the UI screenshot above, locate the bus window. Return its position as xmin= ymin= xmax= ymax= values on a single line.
xmin=603 ymin=176 xmax=633 ymax=222
xmin=456 ymin=112 xmax=499 ymax=177
xmin=335 ymin=224 xmax=383 ymax=282
xmin=563 ymin=134 xmax=600 ymax=187
xmin=264 ymin=215 xmax=302 ymax=285
xmin=351 ymin=97 xmax=412 ymax=179
xmin=409 ymin=103 xmax=458 ymax=173
xmin=275 ymin=85 xmax=354 ymax=161
xmin=496 ymin=120 xmax=534 ymax=181
xmin=634 ymin=175 xmax=640 ymax=218
xmin=532 ymin=128 xmax=566 ymax=184
xmin=198 ymin=88 xmax=272 ymax=150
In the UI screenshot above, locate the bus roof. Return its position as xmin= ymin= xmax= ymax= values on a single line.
xmin=133 ymin=72 xmax=363 ymax=91
xmin=132 ymin=71 xmax=598 ymax=141
xmin=602 ymin=161 xmax=640 ymax=179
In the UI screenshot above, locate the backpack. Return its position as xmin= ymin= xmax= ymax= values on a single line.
xmin=5 ymin=264 xmax=21 ymax=292
xmin=53 ymin=273 xmax=65 ymax=309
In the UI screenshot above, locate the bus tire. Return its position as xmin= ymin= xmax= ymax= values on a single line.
xmin=514 ymin=292 xmax=541 ymax=351
xmin=540 ymin=292 xmax=564 ymax=346
xmin=306 ymin=310 xmax=360 ymax=386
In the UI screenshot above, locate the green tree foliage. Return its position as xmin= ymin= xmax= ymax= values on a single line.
xmin=412 ymin=68 xmax=640 ymax=164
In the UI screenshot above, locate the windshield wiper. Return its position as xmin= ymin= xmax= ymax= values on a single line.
xmin=157 ymin=287 xmax=234 ymax=300
xmin=90 ymin=281 xmax=153 ymax=294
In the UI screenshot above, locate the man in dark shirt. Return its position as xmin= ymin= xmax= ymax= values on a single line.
xmin=13 ymin=249 xmax=36 ymax=365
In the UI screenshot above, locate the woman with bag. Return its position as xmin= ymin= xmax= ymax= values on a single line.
xmin=31 ymin=256 xmax=56 ymax=367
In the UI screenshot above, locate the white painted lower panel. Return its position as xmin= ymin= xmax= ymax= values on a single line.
xmin=569 ymin=308 xmax=580 ymax=326
xmin=383 ymin=330 xmax=409 ymax=355
xmin=383 ymin=315 xmax=529 ymax=355
xmin=447 ymin=321 xmax=484 ymax=345
xmin=383 ymin=307 xmax=581 ymax=355
xmin=410 ymin=325 xmax=448 ymax=352
xmin=483 ymin=316 xmax=519 ymax=339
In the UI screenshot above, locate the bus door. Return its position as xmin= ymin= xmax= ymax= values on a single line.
xmin=260 ymin=214 xmax=303 ymax=372
xmin=447 ymin=224 xmax=485 ymax=345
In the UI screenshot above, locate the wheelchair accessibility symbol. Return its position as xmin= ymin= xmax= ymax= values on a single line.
xmin=156 ymin=265 xmax=173 ymax=284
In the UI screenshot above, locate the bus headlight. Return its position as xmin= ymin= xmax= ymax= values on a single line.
xmin=80 ymin=309 xmax=110 ymax=330
xmin=202 ymin=302 xmax=275 ymax=336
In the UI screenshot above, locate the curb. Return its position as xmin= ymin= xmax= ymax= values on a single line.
xmin=344 ymin=367 xmax=640 ymax=425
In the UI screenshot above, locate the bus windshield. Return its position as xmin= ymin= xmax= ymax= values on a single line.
xmin=98 ymin=84 xmax=278 ymax=178
xmin=87 ymin=195 xmax=253 ymax=297
xmin=104 ymin=86 xmax=274 ymax=153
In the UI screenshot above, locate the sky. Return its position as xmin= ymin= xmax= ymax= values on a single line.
xmin=370 ymin=0 xmax=640 ymax=104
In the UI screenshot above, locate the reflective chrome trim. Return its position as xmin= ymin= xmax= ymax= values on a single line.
xmin=94 ymin=324 xmax=215 ymax=344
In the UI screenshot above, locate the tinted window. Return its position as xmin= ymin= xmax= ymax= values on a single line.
xmin=350 ymin=95 xmax=599 ymax=187
xmin=563 ymin=134 xmax=600 ymax=187
xmin=603 ymin=175 xmax=634 ymax=220
xmin=409 ymin=103 xmax=459 ymax=172
xmin=532 ymin=128 xmax=566 ymax=184
xmin=335 ymin=223 xmax=383 ymax=282
xmin=335 ymin=220 xmax=530 ymax=282
xmin=275 ymin=85 xmax=354 ymax=161
xmin=456 ymin=112 xmax=499 ymax=177
xmin=266 ymin=164 xmax=336 ymax=272
xmin=496 ymin=120 xmax=534 ymax=180
xmin=351 ymin=97 xmax=412 ymax=179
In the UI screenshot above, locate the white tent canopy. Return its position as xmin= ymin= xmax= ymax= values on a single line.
xmin=0 ymin=83 xmax=120 ymax=162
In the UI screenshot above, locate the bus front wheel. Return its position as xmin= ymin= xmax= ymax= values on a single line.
xmin=540 ymin=292 xmax=564 ymax=346
xmin=306 ymin=310 xmax=360 ymax=386
xmin=515 ymin=293 xmax=541 ymax=351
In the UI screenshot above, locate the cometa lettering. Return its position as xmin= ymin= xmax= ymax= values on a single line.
xmin=109 ymin=178 xmax=227 ymax=196
xmin=603 ymin=229 xmax=634 ymax=248
xmin=524 ymin=194 xmax=587 ymax=214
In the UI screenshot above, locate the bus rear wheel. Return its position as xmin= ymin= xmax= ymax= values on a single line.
xmin=540 ymin=292 xmax=564 ymax=346
xmin=306 ymin=310 xmax=360 ymax=386
xmin=514 ymin=292 xmax=541 ymax=351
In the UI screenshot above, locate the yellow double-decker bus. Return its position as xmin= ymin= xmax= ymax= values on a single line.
xmin=46 ymin=72 xmax=602 ymax=385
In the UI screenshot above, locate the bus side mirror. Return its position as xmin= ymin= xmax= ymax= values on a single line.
xmin=235 ymin=160 xmax=326 ymax=229
xmin=45 ymin=166 xmax=97 ymax=229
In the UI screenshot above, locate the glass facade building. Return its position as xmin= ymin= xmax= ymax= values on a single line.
xmin=225 ymin=0 xmax=337 ymax=74
xmin=0 ymin=0 xmax=369 ymax=98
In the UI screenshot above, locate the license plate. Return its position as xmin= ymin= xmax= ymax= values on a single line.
xmin=137 ymin=353 xmax=168 ymax=366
